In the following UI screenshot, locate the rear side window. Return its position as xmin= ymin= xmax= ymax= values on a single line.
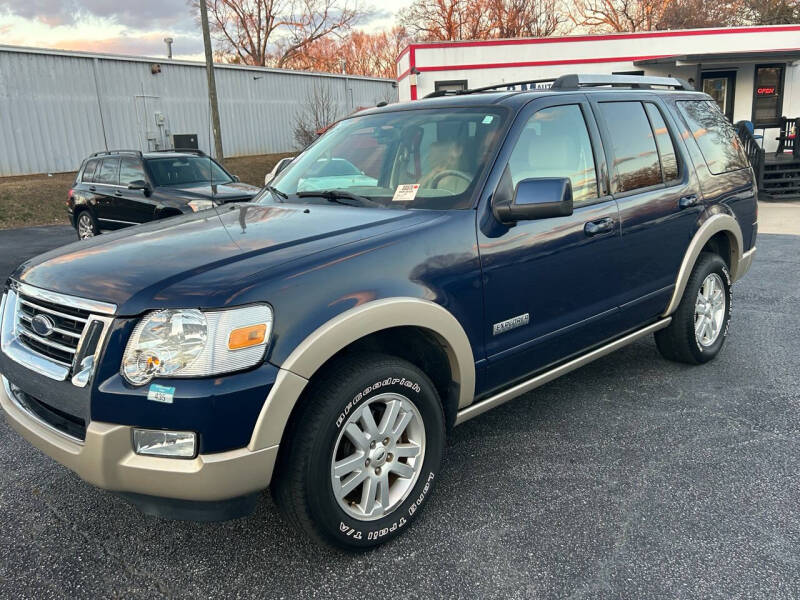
xmin=598 ymin=101 xmax=661 ymax=193
xmin=82 ymin=159 xmax=99 ymax=183
xmin=95 ymin=158 xmax=120 ymax=185
xmin=677 ymin=100 xmax=749 ymax=175
xmin=644 ymin=103 xmax=679 ymax=182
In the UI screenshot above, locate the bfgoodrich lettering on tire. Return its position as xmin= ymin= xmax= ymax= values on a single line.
xmin=656 ymin=252 xmax=732 ymax=365
xmin=271 ymin=353 xmax=445 ymax=550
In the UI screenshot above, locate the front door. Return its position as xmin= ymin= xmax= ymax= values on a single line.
xmin=477 ymin=96 xmax=624 ymax=393
xmin=701 ymin=71 xmax=736 ymax=122
xmin=114 ymin=156 xmax=156 ymax=224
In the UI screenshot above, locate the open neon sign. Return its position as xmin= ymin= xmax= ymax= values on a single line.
xmin=757 ymin=87 xmax=777 ymax=96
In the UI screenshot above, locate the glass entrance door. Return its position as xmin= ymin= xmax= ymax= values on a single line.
xmin=701 ymin=71 xmax=736 ymax=122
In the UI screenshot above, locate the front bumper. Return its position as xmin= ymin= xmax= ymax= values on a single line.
xmin=1 ymin=375 xmax=278 ymax=502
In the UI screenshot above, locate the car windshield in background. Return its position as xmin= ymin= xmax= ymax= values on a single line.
xmin=265 ymin=107 xmax=507 ymax=210
xmin=147 ymin=156 xmax=233 ymax=187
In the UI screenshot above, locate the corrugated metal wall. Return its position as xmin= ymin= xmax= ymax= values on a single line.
xmin=0 ymin=46 xmax=398 ymax=176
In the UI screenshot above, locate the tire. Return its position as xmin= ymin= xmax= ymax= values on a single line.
xmin=272 ymin=353 xmax=445 ymax=550
xmin=655 ymin=252 xmax=732 ymax=364
xmin=75 ymin=210 xmax=98 ymax=239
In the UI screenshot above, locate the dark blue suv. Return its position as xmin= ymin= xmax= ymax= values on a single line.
xmin=0 ymin=75 xmax=757 ymax=549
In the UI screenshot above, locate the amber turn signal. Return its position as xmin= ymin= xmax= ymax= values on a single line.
xmin=228 ymin=324 xmax=267 ymax=350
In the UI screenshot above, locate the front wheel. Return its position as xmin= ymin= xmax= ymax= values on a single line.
xmin=655 ymin=252 xmax=732 ymax=364
xmin=272 ymin=354 xmax=445 ymax=550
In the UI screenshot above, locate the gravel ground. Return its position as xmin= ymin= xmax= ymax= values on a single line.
xmin=0 ymin=226 xmax=798 ymax=599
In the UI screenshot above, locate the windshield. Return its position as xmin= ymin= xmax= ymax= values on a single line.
xmin=146 ymin=156 xmax=233 ymax=187
xmin=264 ymin=107 xmax=507 ymax=210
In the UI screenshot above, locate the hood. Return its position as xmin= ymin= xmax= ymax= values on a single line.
xmin=159 ymin=181 xmax=261 ymax=202
xmin=13 ymin=203 xmax=431 ymax=315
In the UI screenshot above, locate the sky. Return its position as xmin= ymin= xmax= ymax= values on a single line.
xmin=0 ymin=0 xmax=414 ymax=61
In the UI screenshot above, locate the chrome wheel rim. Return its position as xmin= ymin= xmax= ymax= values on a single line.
xmin=77 ymin=214 xmax=94 ymax=239
xmin=694 ymin=273 xmax=726 ymax=347
xmin=331 ymin=392 xmax=426 ymax=521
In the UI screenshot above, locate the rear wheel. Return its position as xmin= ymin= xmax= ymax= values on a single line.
xmin=272 ymin=354 xmax=445 ymax=550
xmin=655 ymin=252 xmax=731 ymax=364
xmin=76 ymin=211 xmax=98 ymax=239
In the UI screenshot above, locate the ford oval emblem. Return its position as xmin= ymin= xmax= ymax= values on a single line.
xmin=30 ymin=314 xmax=56 ymax=337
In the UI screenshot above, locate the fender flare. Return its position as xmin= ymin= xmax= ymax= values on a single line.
xmin=662 ymin=213 xmax=743 ymax=317
xmin=248 ymin=297 xmax=476 ymax=451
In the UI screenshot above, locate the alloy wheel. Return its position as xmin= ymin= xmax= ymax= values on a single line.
xmin=77 ymin=214 xmax=95 ymax=239
xmin=694 ymin=272 xmax=726 ymax=347
xmin=330 ymin=392 xmax=426 ymax=521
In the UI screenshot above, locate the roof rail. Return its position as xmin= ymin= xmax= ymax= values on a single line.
xmin=551 ymin=74 xmax=695 ymax=91
xmin=423 ymin=77 xmax=557 ymax=98
xmin=91 ymin=149 xmax=143 ymax=158
xmin=150 ymin=148 xmax=207 ymax=156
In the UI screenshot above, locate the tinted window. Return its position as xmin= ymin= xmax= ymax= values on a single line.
xmin=644 ymin=103 xmax=679 ymax=182
xmin=599 ymin=102 xmax=661 ymax=193
xmin=119 ymin=157 xmax=146 ymax=186
xmin=507 ymin=104 xmax=598 ymax=204
xmin=82 ymin=159 xmax=99 ymax=183
xmin=95 ymin=158 xmax=120 ymax=185
xmin=678 ymin=100 xmax=749 ymax=175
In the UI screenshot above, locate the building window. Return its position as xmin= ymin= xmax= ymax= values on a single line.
xmin=752 ymin=64 xmax=785 ymax=128
xmin=434 ymin=80 xmax=468 ymax=93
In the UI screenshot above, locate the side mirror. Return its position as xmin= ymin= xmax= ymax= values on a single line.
xmin=128 ymin=180 xmax=151 ymax=196
xmin=232 ymin=175 xmax=241 ymax=182
xmin=495 ymin=177 xmax=573 ymax=223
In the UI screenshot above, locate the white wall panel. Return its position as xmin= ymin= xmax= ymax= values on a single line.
xmin=0 ymin=46 xmax=398 ymax=176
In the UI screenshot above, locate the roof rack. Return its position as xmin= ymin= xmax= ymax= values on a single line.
xmin=91 ymin=149 xmax=143 ymax=158
xmin=551 ymin=74 xmax=694 ymax=91
xmin=149 ymin=148 xmax=207 ymax=156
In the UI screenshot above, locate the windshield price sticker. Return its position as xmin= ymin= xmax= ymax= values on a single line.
xmin=147 ymin=384 xmax=176 ymax=404
xmin=392 ymin=184 xmax=420 ymax=202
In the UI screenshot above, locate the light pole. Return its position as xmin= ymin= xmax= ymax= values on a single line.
xmin=199 ymin=0 xmax=224 ymax=163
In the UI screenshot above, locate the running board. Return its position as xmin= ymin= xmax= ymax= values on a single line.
xmin=455 ymin=317 xmax=672 ymax=425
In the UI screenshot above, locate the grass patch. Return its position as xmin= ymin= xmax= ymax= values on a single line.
xmin=0 ymin=152 xmax=294 ymax=230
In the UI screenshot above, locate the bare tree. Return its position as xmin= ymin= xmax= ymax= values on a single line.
xmin=569 ymin=0 xmax=672 ymax=31
xmin=485 ymin=0 xmax=567 ymax=37
xmin=199 ymin=0 xmax=363 ymax=67
xmin=293 ymin=81 xmax=340 ymax=149
xmin=738 ymin=0 xmax=800 ymax=24
xmin=400 ymin=0 xmax=569 ymax=41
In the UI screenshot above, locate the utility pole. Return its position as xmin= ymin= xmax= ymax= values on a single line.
xmin=199 ymin=0 xmax=224 ymax=162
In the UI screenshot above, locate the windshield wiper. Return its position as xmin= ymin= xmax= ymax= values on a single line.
xmin=266 ymin=184 xmax=288 ymax=202
xmin=296 ymin=189 xmax=382 ymax=208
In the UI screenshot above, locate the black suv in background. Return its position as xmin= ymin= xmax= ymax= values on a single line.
xmin=67 ymin=150 xmax=261 ymax=239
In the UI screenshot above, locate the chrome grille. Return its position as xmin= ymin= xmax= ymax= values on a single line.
xmin=15 ymin=293 xmax=90 ymax=367
xmin=1 ymin=282 xmax=116 ymax=383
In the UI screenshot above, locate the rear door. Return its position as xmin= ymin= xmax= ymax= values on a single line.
xmin=114 ymin=156 xmax=156 ymax=224
xmin=589 ymin=95 xmax=701 ymax=328
xmin=478 ymin=95 xmax=624 ymax=392
xmin=92 ymin=157 xmax=123 ymax=229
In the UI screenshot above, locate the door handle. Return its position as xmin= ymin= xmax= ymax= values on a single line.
xmin=584 ymin=217 xmax=615 ymax=236
xmin=89 ymin=186 xmax=96 ymax=192
xmin=679 ymin=194 xmax=699 ymax=209
xmin=114 ymin=191 xmax=123 ymax=197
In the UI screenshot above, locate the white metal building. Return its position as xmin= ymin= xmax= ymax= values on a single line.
xmin=0 ymin=45 xmax=397 ymax=176
xmin=397 ymin=25 xmax=800 ymax=151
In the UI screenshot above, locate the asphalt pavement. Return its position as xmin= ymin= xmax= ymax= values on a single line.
xmin=0 ymin=225 xmax=798 ymax=599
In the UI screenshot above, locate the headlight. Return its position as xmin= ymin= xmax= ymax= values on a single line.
xmin=122 ymin=305 xmax=272 ymax=386
xmin=188 ymin=199 xmax=215 ymax=212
